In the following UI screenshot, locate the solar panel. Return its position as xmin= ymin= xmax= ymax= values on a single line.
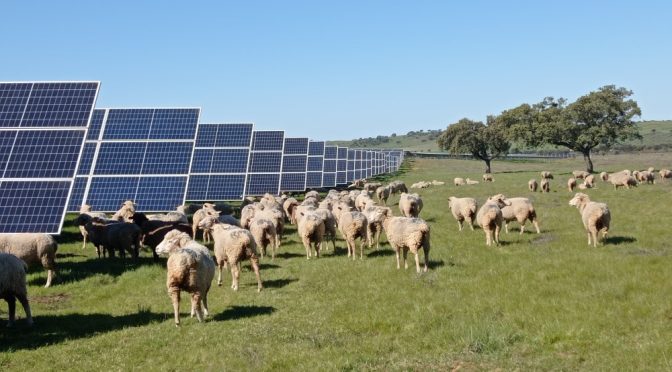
xmin=321 ymin=145 xmax=337 ymax=187
xmin=186 ymin=123 xmax=253 ymax=201
xmin=0 ymin=81 xmax=99 ymax=233
xmin=306 ymin=141 xmax=324 ymax=188
xmin=246 ymin=130 xmax=284 ymax=195
xmin=336 ymin=146 xmax=348 ymax=185
xmin=75 ymin=108 xmax=200 ymax=212
xmin=280 ymin=137 xmax=308 ymax=192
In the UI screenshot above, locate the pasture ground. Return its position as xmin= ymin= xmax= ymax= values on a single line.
xmin=2 ymin=152 xmax=672 ymax=370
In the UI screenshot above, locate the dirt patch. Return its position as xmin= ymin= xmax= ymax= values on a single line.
xmin=30 ymin=293 xmax=71 ymax=306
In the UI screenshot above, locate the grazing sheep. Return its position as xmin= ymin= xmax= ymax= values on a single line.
xmin=454 ymin=177 xmax=466 ymax=186
xmin=192 ymin=204 xmax=218 ymax=241
xmin=198 ymin=217 xmax=262 ymax=291
xmin=348 ymin=179 xmax=366 ymax=189
xmin=131 ymin=212 xmax=193 ymax=261
xmin=239 ymin=203 xmax=259 ymax=230
xmin=567 ymin=177 xmax=577 ymax=192
xmin=584 ymin=174 xmax=596 ymax=188
xmin=476 ymin=195 xmax=510 ymax=246
xmin=568 ymin=193 xmax=611 ymax=248
xmin=540 ymin=178 xmax=550 ymax=193
xmin=0 ymin=234 xmax=57 ymax=288
xmin=147 ymin=206 xmax=188 ymax=224
xmin=77 ymin=215 xmax=142 ymax=260
xmin=313 ymin=207 xmax=337 ymax=251
xmin=411 ymin=181 xmax=431 ymax=189
xmin=399 ymin=193 xmax=423 ymax=218
xmin=362 ymin=206 xmax=392 ymax=249
xmin=600 ymin=172 xmax=609 ymax=181
xmin=155 ymin=230 xmax=215 ymax=326
xmin=577 ymin=182 xmax=591 ymax=190
xmin=112 ymin=203 xmax=135 ymax=222
xmin=648 ymin=167 xmax=655 ymax=173
xmin=78 ymin=204 xmax=109 ymax=250
xmin=0 ymin=253 xmax=33 ymax=327
xmin=381 ymin=212 xmax=430 ymax=273
xmin=490 ymin=194 xmax=540 ymax=234
xmin=448 ymin=196 xmax=477 ymax=231
xmin=376 ymin=186 xmax=391 ymax=205
xmin=363 ymin=182 xmax=382 ymax=193
xmin=388 ymin=180 xmax=408 ymax=194
xmin=334 ymin=203 xmax=368 ymax=260
xmin=637 ymin=171 xmax=655 ymax=184
xmin=249 ymin=217 xmax=279 ymax=260
xmin=540 ymin=171 xmax=553 ymax=179
xmin=431 ymin=180 xmax=445 ymax=186
xmin=465 ymin=178 xmax=479 ymax=185
xmin=659 ymin=169 xmax=671 ymax=180
xmin=609 ymin=172 xmax=638 ymax=189
xmin=283 ymin=197 xmax=299 ymax=224
xmin=256 ymin=207 xmax=285 ymax=240
xmin=355 ymin=193 xmax=375 ymax=212
xmin=572 ymin=170 xmax=590 ymax=179
xmin=528 ymin=179 xmax=538 ymax=192
xmin=483 ymin=173 xmax=494 ymax=182
xmin=297 ymin=212 xmax=325 ymax=259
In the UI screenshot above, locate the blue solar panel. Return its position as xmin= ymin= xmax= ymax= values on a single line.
xmin=215 ymin=124 xmax=253 ymax=147
xmin=308 ymin=141 xmax=325 ymax=156
xmin=86 ymin=109 xmax=105 ymax=140
xmin=248 ymin=152 xmax=282 ymax=173
xmin=190 ymin=149 xmax=214 ymax=173
xmin=21 ymin=82 xmax=99 ymax=127
xmin=0 ymin=83 xmax=31 ymax=127
xmin=102 ymin=109 xmax=153 ymax=140
xmin=324 ymin=146 xmax=337 ymax=159
xmin=306 ymin=172 xmax=322 ymax=188
xmin=94 ymin=142 xmax=146 ymax=175
xmin=86 ymin=177 xmax=138 ymax=211
xmin=207 ymin=175 xmax=247 ymax=200
xmin=149 ymin=109 xmax=199 ymax=140
xmin=280 ymin=173 xmax=306 ymax=191
xmin=246 ymin=173 xmax=280 ymax=195
xmin=136 ymin=177 xmax=188 ymax=211
xmin=142 ymin=142 xmax=193 ymax=174
xmin=3 ymin=129 xmax=85 ymax=178
xmin=307 ymin=157 xmax=323 ymax=172
xmin=322 ymin=173 xmax=336 ymax=187
xmin=77 ymin=142 xmax=97 ymax=175
xmin=337 ymin=172 xmax=347 ymax=185
xmin=211 ymin=149 xmax=249 ymax=173
xmin=67 ymin=177 xmax=88 ymax=212
xmin=282 ymin=156 xmax=307 ymax=172
xmin=283 ymin=138 xmax=309 ymax=155
xmin=0 ymin=181 xmax=71 ymax=232
xmin=251 ymin=131 xmax=284 ymax=151
xmin=323 ymin=159 xmax=336 ymax=172
xmin=186 ymin=175 xmax=209 ymax=200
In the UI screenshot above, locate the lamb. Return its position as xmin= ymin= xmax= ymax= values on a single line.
xmin=528 ymin=179 xmax=538 ymax=192
xmin=567 ymin=177 xmax=577 ymax=192
xmin=131 ymin=212 xmax=192 ymax=260
xmin=0 ymin=234 xmax=58 ymax=288
xmin=0 ymin=253 xmax=33 ymax=327
xmin=192 ymin=204 xmax=218 ymax=241
xmin=381 ymin=212 xmax=430 ymax=273
xmin=399 ymin=193 xmax=423 ymax=218
xmin=483 ymin=173 xmax=494 ymax=182
xmin=248 ymin=217 xmax=279 ymax=260
xmin=476 ymin=195 xmax=510 ymax=246
xmin=659 ymin=169 xmax=671 ymax=180
xmin=376 ymin=186 xmax=391 ymax=205
xmin=198 ymin=217 xmax=262 ymax=291
xmin=489 ymin=194 xmax=540 ymax=234
xmin=334 ymin=202 xmax=369 ymax=260
xmin=448 ymin=196 xmax=477 ymax=231
xmin=297 ymin=211 xmax=325 ymax=259
xmin=362 ymin=205 xmax=392 ymax=249
xmin=78 ymin=204 xmax=109 ymax=250
xmin=454 ymin=177 xmax=466 ymax=186
xmin=540 ymin=178 xmax=550 ymax=193
xmin=155 ymin=230 xmax=215 ymax=326
xmin=584 ymin=174 xmax=596 ymax=188
xmin=609 ymin=172 xmax=638 ymax=189
xmin=76 ymin=215 xmax=142 ymax=260
xmin=283 ymin=197 xmax=299 ymax=224
xmin=572 ymin=170 xmax=590 ymax=179
xmin=568 ymin=193 xmax=611 ymax=248
xmin=600 ymin=172 xmax=609 ymax=181
xmin=465 ymin=178 xmax=479 ymax=185
xmin=540 ymin=171 xmax=553 ymax=179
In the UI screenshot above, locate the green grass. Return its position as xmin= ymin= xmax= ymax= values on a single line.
xmin=3 ymin=153 xmax=672 ymax=370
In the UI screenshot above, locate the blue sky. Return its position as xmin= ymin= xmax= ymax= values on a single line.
xmin=2 ymin=1 xmax=670 ymax=140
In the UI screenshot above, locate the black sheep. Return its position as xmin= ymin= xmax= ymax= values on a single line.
xmin=131 ymin=212 xmax=193 ymax=260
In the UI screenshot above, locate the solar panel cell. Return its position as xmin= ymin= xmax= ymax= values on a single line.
xmin=211 ymin=149 xmax=249 ymax=173
xmin=0 ymin=181 xmax=72 ymax=233
xmin=248 ymin=152 xmax=282 ymax=173
xmin=246 ymin=173 xmax=280 ymax=195
xmin=4 ymin=129 xmax=85 ymax=178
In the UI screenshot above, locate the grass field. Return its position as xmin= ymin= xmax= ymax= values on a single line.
xmin=2 ymin=153 xmax=672 ymax=370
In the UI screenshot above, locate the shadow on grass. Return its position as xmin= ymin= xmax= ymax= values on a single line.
xmin=605 ymin=236 xmax=637 ymax=245
xmin=263 ymin=278 xmax=298 ymax=289
xmin=428 ymin=259 xmax=446 ymax=269
xmin=0 ymin=309 xmax=164 ymax=352
xmin=53 ymin=228 xmax=83 ymax=245
xmin=258 ymin=263 xmax=280 ymax=270
xmin=275 ymin=252 xmax=304 ymax=259
xmin=367 ymin=249 xmax=394 ymax=257
xmin=55 ymin=252 xmax=88 ymax=259
xmin=28 ymin=257 xmax=160 ymax=286
xmin=213 ymin=305 xmax=276 ymax=321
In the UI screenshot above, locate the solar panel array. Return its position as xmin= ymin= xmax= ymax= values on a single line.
xmin=280 ymin=137 xmax=308 ymax=192
xmin=0 ymin=81 xmax=99 ymax=233
xmin=246 ymin=131 xmax=284 ymax=196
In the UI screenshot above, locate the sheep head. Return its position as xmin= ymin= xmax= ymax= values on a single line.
xmin=156 ymin=230 xmax=192 ymax=255
xmin=569 ymin=193 xmax=590 ymax=210
xmin=488 ymin=194 xmax=511 ymax=207
xmin=198 ymin=215 xmax=219 ymax=229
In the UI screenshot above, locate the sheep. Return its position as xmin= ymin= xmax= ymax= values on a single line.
xmin=355 ymin=193 xmax=375 ymax=212
xmin=528 ymin=179 xmax=538 ymax=192
xmin=192 ymin=204 xmax=217 ymax=241
xmin=483 ymin=173 xmax=494 ymax=182
xmin=111 ymin=203 xmax=135 ymax=222
xmin=648 ymin=167 xmax=655 ymax=173
xmin=381 ymin=212 xmax=430 ymax=273
xmin=567 ymin=177 xmax=577 ymax=192
xmin=454 ymin=177 xmax=466 ymax=186
xmin=609 ymin=172 xmax=638 ymax=189
xmin=476 ymin=194 xmax=510 ymax=246
xmin=540 ymin=171 xmax=553 ymax=179
xmin=376 ymin=186 xmax=391 ymax=205
xmin=301 ymin=196 xmax=319 ymax=207
xmin=256 ymin=207 xmax=285 ymax=240
xmin=76 ymin=215 xmax=142 ymax=260
xmin=248 ymin=217 xmax=279 ymax=260
xmin=348 ymin=179 xmax=366 ymax=189
xmin=240 ymin=203 xmax=259 ymax=229
xmin=584 ymin=174 xmax=596 ymax=188
xmin=363 ymin=182 xmax=382 ymax=193
xmin=465 ymin=178 xmax=479 ymax=185
xmin=490 ymin=194 xmax=540 ymax=234
xmin=410 ymin=181 xmax=431 ymax=189
xmin=540 ymin=178 xmax=550 ymax=193
xmin=600 ymin=172 xmax=609 ymax=181
xmin=334 ymin=202 xmax=369 ymax=260
xmin=283 ymin=197 xmax=299 ymax=224
xmin=568 ymin=193 xmax=611 ymax=248
xmin=131 ymin=212 xmax=192 ymax=261
xmin=399 ymin=193 xmax=423 ymax=218
xmin=448 ymin=196 xmax=477 ymax=231
xmin=388 ymin=180 xmax=408 ymax=194
xmin=155 ymin=230 xmax=215 ymax=326
xmin=572 ymin=170 xmax=590 ymax=179
xmin=637 ymin=171 xmax=655 ymax=184
xmin=659 ymin=169 xmax=671 ymax=180
xmin=78 ymin=204 xmax=109 ymax=250
xmin=297 ymin=211 xmax=325 ymax=259
xmin=362 ymin=205 xmax=392 ymax=249
xmin=0 ymin=253 xmax=33 ymax=327
xmin=431 ymin=180 xmax=445 ymax=186
xmin=146 ymin=205 xmax=189 ymax=224
xmin=198 ymin=217 xmax=262 ymax=291
xmin=0 ymin=234 xmax=57 ymax=288
xmin=313 ymin=207 xmax=337 ymax=251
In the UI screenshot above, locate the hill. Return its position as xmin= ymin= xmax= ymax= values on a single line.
xmin=328 ymin=120 xmax=672 ymax=153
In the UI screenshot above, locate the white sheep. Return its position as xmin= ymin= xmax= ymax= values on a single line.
xmin=540 ymin=178 xmax=550 ymax=193
xmin=572 ymin=170 xmax=590 ymax=179
xmin=454 ymin=177 xmax=466 ymax=186
xmin=156 ymin=230 xmax=215 ymax=326
xmin=0 ymin=253 xmax=33 ymax=327
xmin=448 ymin=196 xmax=477 ymax=231
xmin=313 ymin=207 xmax=338 ymax=251
xmin=660 ymin=169 xmax=672 ymax=180
xmin=410 ymin=181 xmax=431 ymax=189
xmin=399 ymin=193 xmax=423 ymax=218
xmin=198 ymin=217 xmax=262 ymax=291
xmin=482 ymin=174 xmax=494 ymax=182
xmin=283 ymin=197 xmax=299 ymax=224
xmin=305 ymin=190 xmax=320 ymax=201
xmin=476 ymin=195 xmax=510 ymax=246
xmin=388 ymin=180 xmax=408 ymax=194
xmin=355 ymin=193 xmax=375 ymax=212
xmin=248 ymin=217 xmax=279 ymax=260
xmin=568 ymin=193 xmax=611 ymax=247
xmin=147 ymin=205 xmax=189 ymax=224
xmin=334 ymin=202 xmax=369 ymax=260
xmin=431 ymin=180 xmax=445 ymax=186
xmin=111 ymin=200 xmax=136 ymax=222
xmin=381 ymin=212 xmax=430 ymax=273
xmin=465 ymin=178 xmax=479 ymax=185
xmin=362 ymin=205 xmax=392 ymax=249
xmin=584 ymin=174 xmax=596 ymax=188
xmin=489 ymin=194 xmax=540 ymax=234
xmin=192 ymin=204 xmax=218 ymax=241
xmin=297 ymin=211 xmax=326 ymax=259
xmin=637 ymin=171 xmax=655 ymax=184
xmin=600 ymin=172 xmax=609 ymax=181
xmin=0 ymin=234 xmax=58 ymax=288
xmin=540 ymin=171 xmax=553 ymax=179
xmin=376 ymin=186 xmax=391 ymax=205
xmin=567 ymin=177 xmax=577 ymax=192
xmin=609 ymin=172 xmax=638 ymax=189
xmin=528 ymin=179 xmax=538 ymax=192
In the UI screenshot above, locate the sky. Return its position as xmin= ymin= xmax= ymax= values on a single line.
xmin=2 ymin=1 xmax=671 ymax=141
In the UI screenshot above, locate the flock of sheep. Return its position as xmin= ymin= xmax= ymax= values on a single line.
xmin=2 ymin=165 xmax=671 ymax=327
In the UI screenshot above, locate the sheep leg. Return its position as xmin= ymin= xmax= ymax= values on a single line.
xmin=402 ymin=249 xmax=409 ymax=269
xmin=302 ymin=236 xmax=312 ymax=259
xmin=250 ymin=257 xmax=263 ymax=292
xmin=360 ymin=239 xmax=365 ymax=259
xmin=587 ymin=231 xmax=592 ymax=246
xmin=202 ymin=292 xmax=209 ymax=318
xmin=504 ymin=222 xmax=509 ymax=234
xmin=533 ymin=220 xmax=541 ymax=234
xmin=346 ymin=237 xmax=354 ymax=258
xmin=16 ymin=293 xmax=32 ymax=326
xmin=457 ymin=220 xmax=463 ymax=232
xmin=592 ymin=230 xmax=599 ymax=248
xmin=5 ymin=295 xmax=16 ymax=327
xmin=519 ymin=224 xmax=525 ymax=235
xmin=395 ymin=247 xmax=401 ymax=269
xmin=191 ymin=293 xmax=203 ymax=322
xmin=367 ymin=229 xmax=373 ymax=249
xmin=217 ymin=262 xmax=225 ymax=286
xmin=45 ymin=269 xmax=55 ymax=288
xmin=414 ymin=250 xmax=421 ymax=273
xmin=82 ymin=234 xmax=87 ymax=250
xmin=495 ymin=225 xmax=501 ymax=245
xmin=170 ymin=288 xmax=181 ymax=326
xmin=485 ymin=229 xmax=491 ymax=246
xmin=231 ymin=263 xmax=240 ymax=291
xmin=375 ymin=229 xmax=381 ymax=249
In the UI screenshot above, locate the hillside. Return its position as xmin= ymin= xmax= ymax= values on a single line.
xmin=328 ymin=120 xmax=672 ymax=153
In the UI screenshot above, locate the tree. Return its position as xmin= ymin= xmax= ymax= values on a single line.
xmin=437 ymin=118 xmax=510 ymax=173
xmin=505 ymin=85 xmax=641 ymax=173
